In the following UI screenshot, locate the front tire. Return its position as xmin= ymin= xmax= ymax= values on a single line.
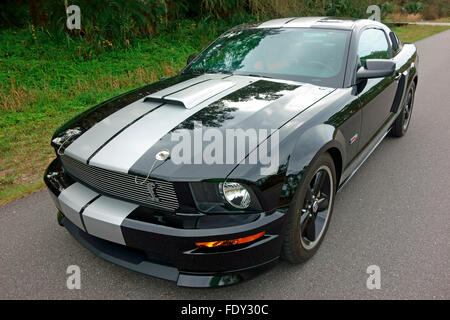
xmin=391 ymin=82 xmax=416 ymax=137
xmin=281 ymin=152 xmax=336 ymax=263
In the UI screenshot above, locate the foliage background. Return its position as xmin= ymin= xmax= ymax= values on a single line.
xmin=0 ymin=0 xmax=449 ymax=204
xmin=3 ymin=1 xmax=449 ymax=49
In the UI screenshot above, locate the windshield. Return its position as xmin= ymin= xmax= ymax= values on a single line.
xmin=184 ymin=28 xmax=351 ymax=88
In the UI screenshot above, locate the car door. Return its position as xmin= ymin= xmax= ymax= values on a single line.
xmin=357 ymin=27 xmax=398 ymax=149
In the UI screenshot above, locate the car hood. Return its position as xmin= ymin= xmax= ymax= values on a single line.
xmin=60 ymin=73 xmax=334 ymax=181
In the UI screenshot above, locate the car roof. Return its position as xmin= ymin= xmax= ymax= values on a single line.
xmin=252 ymin=16 xmax=387 ymax=31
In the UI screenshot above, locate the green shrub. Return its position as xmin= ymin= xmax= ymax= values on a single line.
xmin=381 ymin=2 xmax=395 ymax=17
xmin=405 ymin=2 xmax=423 ymax=14
xmin=1 ymin=0 xmax=449 ymax=51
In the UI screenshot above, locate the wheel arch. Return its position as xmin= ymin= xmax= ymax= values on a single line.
xmin=326 ymin=147 xmax=343 ymax=190
xmin=286 ymin=123 xmax=346 ymax=176
xmin=279 ymin=124 xmax=346 ymax=207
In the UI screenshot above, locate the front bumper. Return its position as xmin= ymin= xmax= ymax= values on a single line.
xmin=45 ymin=158 xmax=286 ymax=287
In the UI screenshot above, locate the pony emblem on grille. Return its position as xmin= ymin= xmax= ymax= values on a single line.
xmin=147 ymin=182 xmax=160 ymax=202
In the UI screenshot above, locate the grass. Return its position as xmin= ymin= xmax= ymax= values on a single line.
xmin=0 ymin=19 xmax=226 ymax=205
xmin=0 ymin=22 xmax=449 ymax=205
xmin=390 ymin=24 xmax=450 ymax=43
xmin=386 ymin=13 xmax=450 ymax=23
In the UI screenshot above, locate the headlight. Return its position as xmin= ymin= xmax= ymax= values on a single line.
xmin=190 ymin=182 xmax=262 ymax=213
xmin=51 ymin=127 xmax=82 ymax=155
xmin=220 ymin=182 xmax=251 ymax=209
xmin=52 ymin=128 xmax=82 ymax=146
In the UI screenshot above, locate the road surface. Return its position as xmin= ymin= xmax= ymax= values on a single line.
xmin=1 ymin=30 xmax=449 ymax=300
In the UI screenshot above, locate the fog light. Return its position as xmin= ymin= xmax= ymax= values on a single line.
xmin=195 ymin=231 xmax=266 ymax=248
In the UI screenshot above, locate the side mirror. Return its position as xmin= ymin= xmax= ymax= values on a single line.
xmin=187 ymin=53 xmax=198 ymax=65
xmin=356 ymin=59 xmax=396 ymax=80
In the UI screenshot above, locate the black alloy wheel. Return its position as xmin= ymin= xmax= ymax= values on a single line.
xmin=282 ymin=152 xmax=336 ymax=263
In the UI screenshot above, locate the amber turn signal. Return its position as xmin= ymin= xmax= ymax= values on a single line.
xmin=195 ymin=231 xmax=266 ymax=248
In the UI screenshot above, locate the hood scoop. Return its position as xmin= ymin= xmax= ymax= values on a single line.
xmin=144 ymin=79 xmax=235 ymax=109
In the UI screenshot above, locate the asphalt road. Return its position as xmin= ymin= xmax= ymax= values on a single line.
xmin=1 ymin=30 xmax=449 ymax=300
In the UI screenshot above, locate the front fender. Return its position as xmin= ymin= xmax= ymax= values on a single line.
xmin=287 ymin=124 xmax=346 ymax=177
xmin=278 ymin=124 xmax=346 ymax=207
xmin=227 ymin=88 xmax=352 ymax=211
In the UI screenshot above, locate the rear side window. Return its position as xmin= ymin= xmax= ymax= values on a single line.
xmin=358 ymin=28 xmax=390 ymax=66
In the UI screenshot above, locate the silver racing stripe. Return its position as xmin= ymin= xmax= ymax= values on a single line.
xmin=64 ymin=73 xmax=225 ymax=164
xmin=64 ymin=100 xmax=162 ymax=163
xmin=82 ymin=195 xmax=139 ymax=245
xmin=88 ymin=75 xmax=256 ymax=173
xmin=56 ymin=182 xmax=139 ymax=244
xmin=58 ymin=182 xmax=99 ymax=231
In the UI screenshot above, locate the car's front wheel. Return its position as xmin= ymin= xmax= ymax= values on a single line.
xmin=282 ymin=152 xmax=336 ymax=263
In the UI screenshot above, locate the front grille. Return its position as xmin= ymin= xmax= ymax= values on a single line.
xmin=61 ymin=155 xmax=179 ymax=211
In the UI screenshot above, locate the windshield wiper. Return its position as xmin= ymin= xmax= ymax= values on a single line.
xmin=238 ymin=72 xmax=274 ymax=79
xmin=188 ymin=69 xmax=233 ymax=76
xmin=206 ymin=69 xmax=234 ymax=75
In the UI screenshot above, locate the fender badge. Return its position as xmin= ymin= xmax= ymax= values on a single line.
xmin=349 ymin=134 xmax=358 ymax=144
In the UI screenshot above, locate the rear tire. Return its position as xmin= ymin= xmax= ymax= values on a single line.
xmin=391 ymin=82 xmax=415 ymax=137
xmin=281 ymin=152 xmax=336 ymax=264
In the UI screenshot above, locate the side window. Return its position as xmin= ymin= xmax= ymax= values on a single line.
xmin=358 ymin=29 xmax=390 ymax=66
xmin=389 ymin=31 xmax=402 ymax=55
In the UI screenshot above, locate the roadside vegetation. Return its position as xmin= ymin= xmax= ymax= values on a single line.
xmin=390 ymin=24 xmax=450 ymax=42
xmin=0 ymin=0 xmax=449 ymax=205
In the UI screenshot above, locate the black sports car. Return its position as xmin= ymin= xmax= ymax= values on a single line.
xmin=44 ymin=17 xmax=418 ymax=287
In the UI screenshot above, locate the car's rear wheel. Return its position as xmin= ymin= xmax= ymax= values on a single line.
xmin=391 ymin=82 xmax=416 ymax=137
xmin=282 ymin=152 xmax=336 ymax=263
